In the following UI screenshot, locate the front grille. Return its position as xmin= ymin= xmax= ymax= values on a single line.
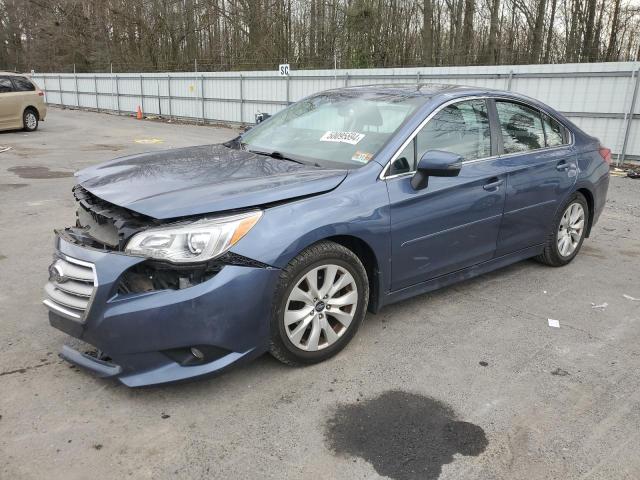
xmin=43 ymin=255 xmax=97 ymax=321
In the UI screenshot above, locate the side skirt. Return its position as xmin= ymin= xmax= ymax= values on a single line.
xmin=382 ymin=244 xmax=544 ymax=308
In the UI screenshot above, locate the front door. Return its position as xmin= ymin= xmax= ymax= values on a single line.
xmin=386 ymin=98 xmax=507 ymax=291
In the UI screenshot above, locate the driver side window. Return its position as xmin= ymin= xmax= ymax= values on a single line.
xmin=416 ymin=99 xmax=491 ymax=162
xmin=388 ymin=99 xmax=492 ymax=177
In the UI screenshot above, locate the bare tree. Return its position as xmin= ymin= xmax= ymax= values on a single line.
xmin=1 ymin=0 xmax=639 ymax=73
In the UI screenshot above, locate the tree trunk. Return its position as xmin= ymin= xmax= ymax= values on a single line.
xmin=543 ymin=0 xmax=557 ymax=63
xmin=583 ymin=0 xmax=597 ymax=61
xmin=422 ymin=0 xmax=433 ymax=66
xmin=484 ymin=0 xmax=500 ymax=64
xmin=605 ymin=0 xmax=621 ymax=60
xmin=530 ymin=0 xmax=547 ymax=63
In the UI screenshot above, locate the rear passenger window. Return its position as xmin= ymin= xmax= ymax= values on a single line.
xmin=416 ymin=99 xmax=491 ymax=162
xmin=496 ymin=101 xmax=545 ymax=153
xmin=0 ymin=77 xmax=13 ymax=93
xmin=542 ymin=114 xmax=567 ymax=147
xmin=12 ymin=76 xmax=35 ymax=91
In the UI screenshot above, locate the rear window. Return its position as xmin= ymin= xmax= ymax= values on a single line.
xmin=12 ymin=76 xmax=35 ymax=92
xmin=0 ymin=77 xmax=13 ymax=93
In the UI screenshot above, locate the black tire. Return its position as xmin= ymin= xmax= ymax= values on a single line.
xmin=535 ymin=192 xmax=589 ymax=267
xmin=269 ymin=241 xmax=369 ymax=366
xmin=23 ymin=108 xmax=39 ymax=132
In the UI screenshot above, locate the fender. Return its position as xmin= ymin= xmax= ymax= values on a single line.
xmin=230 ymin=165 xmax=392 ymax=310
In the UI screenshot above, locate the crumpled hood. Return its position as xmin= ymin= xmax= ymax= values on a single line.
xmin=76 ymin=144 xmax=348 ymax=219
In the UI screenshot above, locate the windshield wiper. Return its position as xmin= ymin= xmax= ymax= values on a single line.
xmin=247 ymin=149 xmax=305 ymax=165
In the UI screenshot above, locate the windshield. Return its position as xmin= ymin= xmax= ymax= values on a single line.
xmin=240 ymin=90 xmax=426 ymax=168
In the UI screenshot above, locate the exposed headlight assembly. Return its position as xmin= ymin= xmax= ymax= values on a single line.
xmin=125 ymin=211 xmax=262 ymax=263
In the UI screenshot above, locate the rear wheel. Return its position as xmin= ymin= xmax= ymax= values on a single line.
xmin=23 ymin=109 xmax=39 ymax=132
xmin=269 ymin=241 xmax=369 ymax=366
xmin=536 ymin=192 xmax=588 ymax=266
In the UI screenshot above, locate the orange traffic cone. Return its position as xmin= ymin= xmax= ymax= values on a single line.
xmin=136 ymin=105 xmax=143 ymax=120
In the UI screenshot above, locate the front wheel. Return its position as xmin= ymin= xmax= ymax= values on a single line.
xmin=269 ymin=241 xmax=369 ymax=366
xmin=536 ymin=192 xmax=589 ymax=266
xmin=23 ymin=109 xmax=39 ymax=132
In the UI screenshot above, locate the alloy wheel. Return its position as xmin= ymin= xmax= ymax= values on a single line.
xmin=557 ymin=202 xmax=585 ymax=257
xmin=25 ymin=112 xmax=37 ymax=130
xmin=284 ymin=264 xmax=358 ymax=352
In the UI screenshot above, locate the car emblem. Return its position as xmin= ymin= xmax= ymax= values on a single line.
xmin=48 ymin=263 xmax=67 ymax=283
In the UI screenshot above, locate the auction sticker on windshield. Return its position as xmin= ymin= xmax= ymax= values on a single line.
xmin=320 ymin=131 xmax=365 ymax=145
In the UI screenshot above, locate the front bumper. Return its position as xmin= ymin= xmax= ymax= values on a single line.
xmin=45 ymin=234 xmax=279 ymax=386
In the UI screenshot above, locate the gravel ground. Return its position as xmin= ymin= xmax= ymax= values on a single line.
xmin=1 ymin=107 xmax=639 ymax=480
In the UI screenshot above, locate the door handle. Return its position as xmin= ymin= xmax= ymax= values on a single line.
xmin=483 ymin=179 xmax=504 ymax=191
xmin=556 ymin=161 xmax=570 ymax=171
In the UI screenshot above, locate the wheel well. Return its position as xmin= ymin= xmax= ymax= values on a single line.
xmin=327 ymin=235 xmax=380 ymax=313
xmin=577 ymin=188 xmax=594 ymax=237
xmin=24 ymin=106 xmax=39 ymax=120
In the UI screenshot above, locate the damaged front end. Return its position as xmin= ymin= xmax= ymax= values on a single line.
xmin=56 ymin=185 xmax=270 ymax=294
xmin=43 ymin=185 xmax=279 ymax=386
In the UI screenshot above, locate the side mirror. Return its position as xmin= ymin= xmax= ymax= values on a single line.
xmin=411 ymin=150 xmax=462 ymax=190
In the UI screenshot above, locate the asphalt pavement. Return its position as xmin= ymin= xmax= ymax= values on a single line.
xmin=1 ymin=108 xmax=639 ymax=480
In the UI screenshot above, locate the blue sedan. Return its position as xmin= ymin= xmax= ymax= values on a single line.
xmin=43 ymin=84 xmax=610 ymax=386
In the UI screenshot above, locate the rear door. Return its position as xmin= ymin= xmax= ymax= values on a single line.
xmin=492 ymin=99 xmax=576 ymax=256
xmin=386 ymin=98 xmax=507 ymax=291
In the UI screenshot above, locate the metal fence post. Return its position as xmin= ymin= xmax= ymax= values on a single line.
xmin=140 ymin=74 xmax=144 ymax=113
xmin=115 ymin=75 xmax=121 ymax=115
xmin=200 ymin=74 xmax=205 ymax=124
xmin=42 ymin=76 xmax=47 ymax=103
xmin=74 ymin=73 xmax=79 ymax=108
xmin=618 ymin=67 xmax=640 ymax=165
xmin=58 ymin=74 xmax=62 ymax=106
xmin=286 ymin=74 xmax=290 ymax=105
xmin=344 ymin=72 xmax=349 ymax=87
xmin=506 ymin=70 xmax=514 ymax=91
xmin=157 ymin=79 xmax=162 ymax=116
xmin=111 ymin=74 xmax=116 ymax=113
xmin=93 ymin=76 xmax=99 ymax=112
xmin=239 ymin=74 xmax=244 ymax=123
xmin=167 ymin=74 xmax=172 ymax=119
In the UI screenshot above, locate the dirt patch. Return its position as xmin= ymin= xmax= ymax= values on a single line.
xmin=8 ymin=166 xmax=74 ymax=179
xmin=619 ymin=249 xmax=640 ymax=258
xmin=0 ymin=183 xmax=28 ymax=191
xmin=581 ymin=244 xmax=606 ymax=260
xmin=325 ymin=390 xmax=488 ymax=480
xmin=8 ymin=146 xmax=46 ymax=158
xmin=81 ymin=143 xmax=125 ymax=152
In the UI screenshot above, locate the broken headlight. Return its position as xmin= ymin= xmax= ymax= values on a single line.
xmin=125 ymin=211 xmax=262 ymax=263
